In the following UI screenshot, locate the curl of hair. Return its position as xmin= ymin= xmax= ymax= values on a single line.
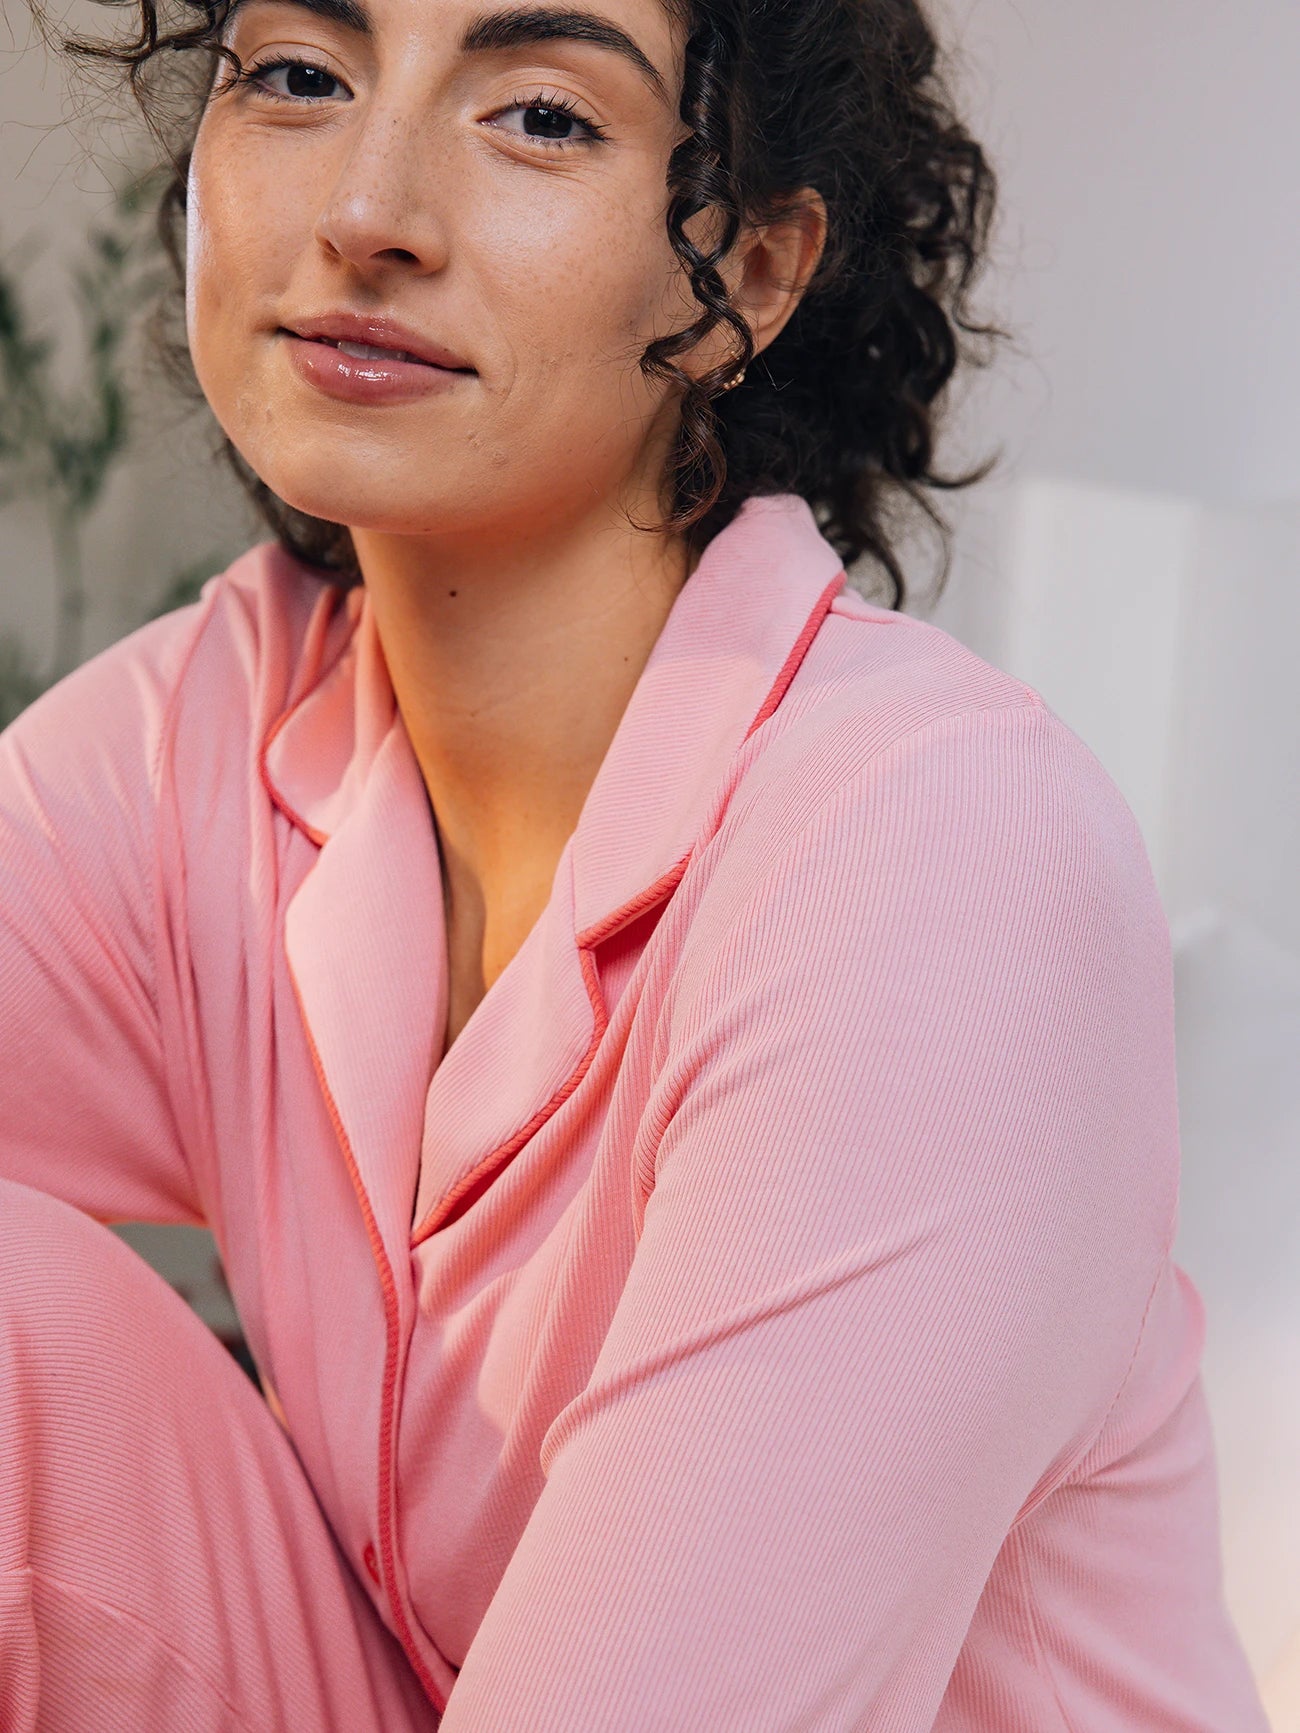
xmin=44 ymin=0 xmax=1012 ymax=608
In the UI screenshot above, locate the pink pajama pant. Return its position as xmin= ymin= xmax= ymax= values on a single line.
xmin=0 ymin=1176 xmax=441 ymax=1732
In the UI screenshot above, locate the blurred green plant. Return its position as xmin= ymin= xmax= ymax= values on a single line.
xmin=0 ymin=169 xmax=228 ymax=730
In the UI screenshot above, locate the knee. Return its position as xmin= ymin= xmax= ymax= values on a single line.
xmin=0 ymin=1175 xmax=168 ymax=1335
xmin=0 ymin=1170 xmax=114 ymax=1258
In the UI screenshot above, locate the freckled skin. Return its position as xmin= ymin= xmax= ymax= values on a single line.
xmin=185 ymin=0 xmax=707 ymax=543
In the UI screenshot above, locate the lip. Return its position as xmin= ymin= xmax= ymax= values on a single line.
xmin=283 ymin=312 xmax=474 ymax=373
xmin=278 ymin=313 xmax=476 ymax=406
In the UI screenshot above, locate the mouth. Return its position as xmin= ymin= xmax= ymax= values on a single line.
xmin=308 ymin=335 xmax=433 ymax=366
xmin=281 ymin=314 xmax=476 ymax=373
xmin=277 ymin=317 xmax=476 ymax=406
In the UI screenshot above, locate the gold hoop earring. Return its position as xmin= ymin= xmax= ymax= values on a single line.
xmin=724 ymin=367 xmax=748 ymax=392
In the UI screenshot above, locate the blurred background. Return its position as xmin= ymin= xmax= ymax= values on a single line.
xmin=2 ymin=0 xmax=1296 ymax=1719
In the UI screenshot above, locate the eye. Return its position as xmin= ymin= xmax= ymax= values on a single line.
xmin=485 ymin=94 xmax=608 ymax=149
xmin=243 ymin=56 xmax=351 ymax=103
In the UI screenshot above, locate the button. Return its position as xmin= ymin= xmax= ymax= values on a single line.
xmin=363 ymin=1541 xmax=381 ymax=1586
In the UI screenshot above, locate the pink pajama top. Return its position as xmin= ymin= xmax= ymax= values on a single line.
xmin=0 ymin=492 xmax=1268 ymax=1728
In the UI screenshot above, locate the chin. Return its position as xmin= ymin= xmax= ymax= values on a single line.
xmin=229 ymin=418 xmax=609 ymax=545
xmin=236 ymin=441 xmax=459 ymax=537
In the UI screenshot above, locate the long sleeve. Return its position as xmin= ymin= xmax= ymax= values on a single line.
xmin=0 ymin=600 xmax=210 ymax=1227
xmin=437 ymin=700 xmax=1182 ymax=1731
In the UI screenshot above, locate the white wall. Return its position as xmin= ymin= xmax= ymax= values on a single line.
xmin=937 ymin=0 xmax=1300 ymax=506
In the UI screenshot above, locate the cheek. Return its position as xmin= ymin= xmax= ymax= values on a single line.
xmin=472 ymin=179 xmax=678 ymax=381
xmin=185 ymin=121 xmax=305 ymax=384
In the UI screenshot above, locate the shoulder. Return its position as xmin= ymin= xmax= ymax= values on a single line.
xmin=140 ymin=541 xmax=360 ymax=805
xmin=4 ymin=541 xmax=347 ymax=766
xmin=175 ymin=541 xmax=358 ymax=719
xmin=0 ymin=541 xmax=357 ymax=860
xmin=741 ymin=587 xmax=1057 ymax=818
xmin=718 ymin=587 xmax=1156 ymax=909
xmin=661 ymin=596 xmax=1178 ymax=1226
xmin=672 ymin=591 xmax=1169 ymax=1012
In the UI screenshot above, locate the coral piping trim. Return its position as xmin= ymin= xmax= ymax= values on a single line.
xmin=411 ymin=945 xmax=610 ymax=1245
xmin=287 ymin=956 xmax=449 ymax=1715
xmin=745 ymin=570 xmax=845 ymax=741
xmin=259 ymin=704 xmax=329 ymax=847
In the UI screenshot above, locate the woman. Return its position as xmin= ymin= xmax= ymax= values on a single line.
xmin=0 ymin=0 xmax=1270 ymax=1726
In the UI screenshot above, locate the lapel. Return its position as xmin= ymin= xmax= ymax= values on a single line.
xmin=269 ymin=593 xmax=446 ymax=1278
xmin=262 ymin=493 xmax=846 ymax=1260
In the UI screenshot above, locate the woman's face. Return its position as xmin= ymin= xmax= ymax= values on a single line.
xmin=186 ymin=0 xmax=703 ymax=544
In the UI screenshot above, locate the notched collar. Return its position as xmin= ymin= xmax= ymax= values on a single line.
xmin=258 ymin=493 xmax=847 ymax=1251
xmin=259 ymin=492 xmax=848 ymax=943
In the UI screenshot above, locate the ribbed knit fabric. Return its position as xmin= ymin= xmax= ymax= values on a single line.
xmin=0 ymin=1176 xmax=441 ymax=1733
xmin=0 ymin=492 xmax=1269 ymax=1729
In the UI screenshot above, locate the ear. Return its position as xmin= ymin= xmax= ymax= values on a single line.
xmin=722 ymin=188 xmax=829 ymax=364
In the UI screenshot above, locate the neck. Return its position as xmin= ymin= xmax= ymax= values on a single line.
xmin=351 ymin=495 xmax=696 ymax=989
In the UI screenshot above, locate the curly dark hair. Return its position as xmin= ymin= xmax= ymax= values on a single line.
xmin=47 ymin=0 xmax=1010 ymax=609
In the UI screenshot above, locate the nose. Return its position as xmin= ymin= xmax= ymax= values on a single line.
xmin=312 ymin=100 xmax=450 ymax=277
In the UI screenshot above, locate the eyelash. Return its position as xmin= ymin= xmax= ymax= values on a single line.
xmin=238 ymin=57 xmax=609 ymax=148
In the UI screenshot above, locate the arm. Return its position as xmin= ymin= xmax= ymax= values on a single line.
xmin=439 ymin=702 xmax=1180 ymax=1731
xmin=0 ymin=597 xmax=213 ymax=1226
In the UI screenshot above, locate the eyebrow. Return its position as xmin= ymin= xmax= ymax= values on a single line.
xmin=221 ymin=0 xmax=670 ymax=107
